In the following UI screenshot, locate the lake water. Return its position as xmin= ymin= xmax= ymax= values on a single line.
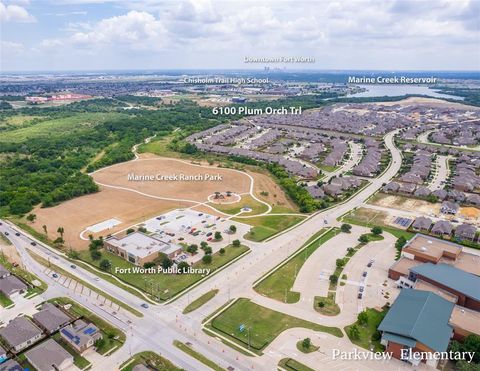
xmin=348 ymin=85 xmax=463 ymax=100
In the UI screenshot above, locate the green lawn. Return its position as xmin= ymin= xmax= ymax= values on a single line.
xmin=239 ymin=214 xmax=305 ymax=242
xmin=209 ymin=194 xmax=269 ymax=215
xmin=48 ymin=297 xmax=125 ymax=355
xmin=0 ymin=112 xmax=126 ymax=143
xmin=0 ymin=292 xmax=13 ymax=308
xmin=120 ymin=351 xmax=182 ymax=371
xmin=183 ymin=289 xmax=219 ymax=314
xmin=341 ymin=208 xmax=415 ymax=240
xmin=77 ymin=244 xmax=249 ymax=301
xmin=207 ymin=298 xmax=342 ymax=354
xmin=254 ymin=229 xmax=337 ymax=303
xmin=344 ymin=307 xmax=388 ymax=352
xmin=173 ymin=340 xmax=224 ymax=371
xmin=314 ymin=293 xmax=340 ymax=316
xmin=279 ymin=358 xmax=315 ymax=371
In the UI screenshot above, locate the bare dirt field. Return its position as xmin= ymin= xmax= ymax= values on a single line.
xmin=29 ymin=187 xmax=185 ymax=250
xmin=374 ymin=97 xmax=476 ymax=109
xmin=92 ymin=157 xmax=251 ymax=202
xmin=369 ymin=193 xmax=440 ymax=215
xmin=459 ymin=207 xmax=480 ymax=221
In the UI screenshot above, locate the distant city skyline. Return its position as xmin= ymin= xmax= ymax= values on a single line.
xmin=1 ymin=0 xmax=479 ymax=72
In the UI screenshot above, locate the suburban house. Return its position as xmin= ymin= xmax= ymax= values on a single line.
xmin=383 ymin=182 xmax=400 ymax=193
xmin=440 ymin=201 xmax=460 ymax=215
xmin=25 ymin=339 xmax=74 ymax=371
xmin=60 ymin=319 xmax=102 ymax=354
xmin=0 ymin=275 xmax=27 ymax=299
xmin=411 ymin=217 xmax=433 ymax=232
xmin=433 ymin=189 xmax=448 ymax=201
xmin=104 ymin=231 xmax=183 ymax=266
xmin=454 ymin=224 xmax=477 ymax=242
xmin=32 ymin=303 xmax=71 ymax=334
xmin=378 ymin=289 xmax=454 ymax=367
xmin=430 ymin=220 xmax=453 ymax=238
xmin=0 ymin=359 xmax=23 ymax=371
xmin=0 ymin=317 xmax=43 ymax=353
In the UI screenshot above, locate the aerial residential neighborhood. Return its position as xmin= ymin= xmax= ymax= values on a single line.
xmin=1 ymin=1 xmax=479 ymax=371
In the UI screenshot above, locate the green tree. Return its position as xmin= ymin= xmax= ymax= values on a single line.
xmin=329 ymin=274 xmax=338 ymax=284
xmin=160 ymin=257 xmax=173 ymax=269
xmin=371 ymin=226 xmax=383 ymax=235
xmin=138 ymin=227 xmax=147 ymax=233
xmin=200 ymin=241 xmax=208 ymax=249
xmin=203 ymin=246 xmax=212 ymax=255
xmin=202 ymin=254 xmax=212 ymax=264
xmin=341 ymin=223 xmax=352 ymax=233
xmin=90 ymin=250 xmax=102 ymax=260
xmin=99 ymin=259 xmax=111 ymax=270
xmin=214 ymin=231 xmax=222 ymax=240
xmin=42 ymin=225 xmax=48 ymax=235
xmin=187 ymin=244 xmax=198 ymax=254
xmin=26 ymin=213 xmax=36 ymax=222
xmin=219 ymin=248 xmax=225 ymax=255
xmin=359 ymin=234 xmax=369 ymax=243
xmin=126 ymin=228 xmax=135 ymax=235
xmin=349 ymin=325 xmax=360 ymax=340
xmin=229 ymin=225 xmax=237 ymax=233
xmin=395 ymin=236 xmax=407 ymax=249
xmin=357 ymin=311 xmax=369 ymax=326
xmin=336 ymin=258 xmax=345 ymax=268
xmin=232 ymin=239 xmax=241 ymax=247
xmin=302 ymin=338 xmax=311 ymax=349
xmin=143 ymin=262 xmax=155 ymax=269
xmin=177 ymin=261 xmax=189 ymax=273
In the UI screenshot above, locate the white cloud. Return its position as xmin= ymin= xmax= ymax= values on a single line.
xmin=71 ymin=10 xmax=167 ymax=49
xmin=0 ymin=1 xmax=35 ymax=22
xmin=1 ymin=40 xmax=24 ymax=54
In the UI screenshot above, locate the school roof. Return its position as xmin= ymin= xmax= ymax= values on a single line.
xmin=25 ymin=339 xmax=73 ymax=371
xmin=403 ymin=234 xmax=462 ymax=260
xmin=378 ymin=289 xmax=454 ymax=352
xmin=411 ymin=263 xmax=480 ymax=301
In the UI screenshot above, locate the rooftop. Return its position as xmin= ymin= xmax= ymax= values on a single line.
xmin=403 ymin=234 xmax=462 ymax=261
xmin=0 ymin=317 xmax=42 ymax=348
xmin=411 ymin=263 xmax=480 ymax=301
xmin=32 ymin=303 xmax=71 ymax=333
xmin=450 ymin=306 xmax=480 ymax=336
xmin=25 ymin=339 xmax=72 ymax=371
xmin=106 ymin=232 xmax=181 ymax=258
xmin=378 ymin=289 xmax=454 ymax=353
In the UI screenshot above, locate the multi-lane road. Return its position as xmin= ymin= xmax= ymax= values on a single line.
xmin=0 ymin=129 xmax=402 ymax=370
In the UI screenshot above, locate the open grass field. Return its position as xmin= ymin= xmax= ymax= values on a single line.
xmin=0 ymin=112 xmax=126 ymax=143
xmin=27 ymin=186 xmax=183 ymax=250
xmin=254 ymin=228 xmax=336 ymax=303
xmin=120 ymin=351 xmax=182 ymax=371
xmin=0 ymin=114 xmax=44 ymax=129
xmin=248 ymin=170 xmax=298 ymax=212
xmin=207 ymin=298 xmax=342 ymax=354
xmin=77 ymin=244 xmax=249 ymax=301
xmin=92 ymin=156 xmax=251 ymax=202
xmin=341 ymin=208 xmax=415 ymax=240
xmin=239 ymin=214 xmax=305 ymax=242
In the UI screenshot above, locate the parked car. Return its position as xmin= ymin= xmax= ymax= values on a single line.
xmin=15 ymin=232 xmax=20 ymax=236
xmin=198 ymin=213 xmax=203 ymax=216
xmin=357 ymin=293 xmax=363 ymax=299
xmin=362 ymin=271 xmax=367 ymax=277
xmin=207 ymin=237 xmax=212 ymax=241
xmin=4 ymin=232 xmax=8 ymax=236
xmin=31 ymin=241 xmax=36 ymax=246
xmin=367 ymin=262 xmax=373 ymax=268
xmin=206 ymin=232 xmax=212 ymax=237
xmin=359 ymin=286 xmax=364 ymax=293
xmin=141 ymin=303 xmax=149 ymax=309
xmin=70 ymin=265 xmax=76 ymax=269
xmin=12 ymin=262 xmax=18 ymax=267
xmin=52 ymin=273 xmax=58 ymax=278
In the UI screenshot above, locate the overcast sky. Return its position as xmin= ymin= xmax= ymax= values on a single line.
xmin=1 ymin=0 xmax=479 ymax=72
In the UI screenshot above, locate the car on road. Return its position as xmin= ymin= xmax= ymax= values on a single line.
xmin=357 ymin=293 xmax=363 ymax=299
xmin=52 ymin=273 xmax=58 ymax=278
xmin=141 ymin=303 xmax=149 ymax=309
xmin=359 ymin=286 xmax=364 ymax=293
xmin=207 ymin=237 xmax=212 ymax=241
xmin=15 ymin=232 xmax=20 ymax=236
xmin=4 ymin=232 xmax=8 ymax=236
xmin=12 ymin=262 xmax=18 ymax=267
xmin=0 ymin=222 xmax=2 ymax=225
xmin=31 ymin=242 xmax=36 ymax=246
xmin=94 ymin=277 xmax=100 ymax=281
xmin=367 ymin=260 xmax=374 ymax=267
xmin=362 ymin=271 xmax=367 ymax=277
xmin=70 ymin=264 xmax=76 ymax=269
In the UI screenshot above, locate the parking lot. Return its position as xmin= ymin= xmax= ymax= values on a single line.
xmin=141 ymin=209 xmax=250 ymax=263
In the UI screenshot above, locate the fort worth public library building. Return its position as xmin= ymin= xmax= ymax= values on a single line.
xmin=379 ymin=234 xmax=480 ymax=367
